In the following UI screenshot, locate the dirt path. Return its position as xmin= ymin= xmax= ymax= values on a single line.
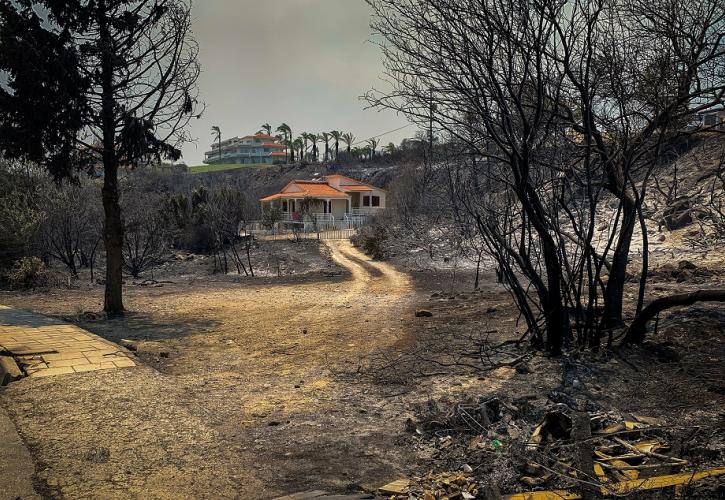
xmin=0 ymin=241 xmax=416 ymax=499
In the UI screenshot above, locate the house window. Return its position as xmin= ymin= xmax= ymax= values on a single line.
xmin=363 ymin=196 xmax=370 ymax=207
xmin=371 ymin=196 xmax=380 ymax=207
xmin=282 ymin=200 xmax=288 ymax=212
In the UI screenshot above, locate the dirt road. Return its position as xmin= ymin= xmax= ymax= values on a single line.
xmin=0 ymin=241 xmax=417 ymax=499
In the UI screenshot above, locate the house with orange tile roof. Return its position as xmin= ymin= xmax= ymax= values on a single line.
xmin=260 ymin=174 xmax=386 ymax=223
xmin=204 ymin=133 xmax=286 ymax=165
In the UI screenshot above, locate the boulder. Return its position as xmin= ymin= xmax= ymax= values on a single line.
xmin=663 ymin=199 xmax=693 ymax=230
xmin=415 ymin=310 xmax=433 ymax=317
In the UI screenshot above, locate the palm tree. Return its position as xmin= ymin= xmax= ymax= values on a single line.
xmin=307 ymin=133 xmax=319 ymax=162
xmin=258 ymin=123 xmax=272 ymax=136
xmin=282 ymin=138 xmax=295 ymax=162
xmin=276 ymin=123 xmax=293 ymax=161
xmin=366 ymin=138 xmax=379 ymax=159
xmin=293 ymin=138 xmax=304 ymax=161
xmin=211 ymin=126 xmax=222 ymax=163
xmin=342 ymin=132 xmax=355 ymax=156
xmin=330 ymin=130 xmax=342 ymax=160
xmin=384 ymin=142 xmax=396 ymax=155
xmin=300 ymin=133 xmax=310 ymax=161
xmin=320 ymin=132 xmax=331 ymax=161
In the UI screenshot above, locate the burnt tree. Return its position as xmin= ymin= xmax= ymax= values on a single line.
xmin=0 ymin=0 xmax=201 ymax=314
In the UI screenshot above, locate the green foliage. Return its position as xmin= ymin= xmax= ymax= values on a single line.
xmin=262 ymin=207 xmax=283 ymax=229
xmin=5 ymin=257 xmax=51 ymax=289
xmin=0 ymin=162 xmax=45 ymax=269
xmin=351 ymin=222 xmax=389 ymax=260
xmin=188 ymin=163 xmax=270 ymax=174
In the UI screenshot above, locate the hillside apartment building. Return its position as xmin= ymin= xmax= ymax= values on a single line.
xmin=204 ymin=133 xmax=286 ymax=165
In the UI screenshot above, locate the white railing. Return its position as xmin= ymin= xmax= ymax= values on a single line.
xmin=311 ymin=213 xmax=334 ymax=223
xmin=350 ymin=207 xmax=380 ymax=216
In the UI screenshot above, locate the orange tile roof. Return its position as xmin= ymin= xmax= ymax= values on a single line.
xmin=340 ymin=185 xmax=373 ymax=192
xmin=242 ymin=134 xmax=276 ymax=140
xmin=270 ymin=152 xmax=287 ymax=157
xmin=260 ymin=176 xmax=382 ymax=202
xmin=260 ymin=193 xmax=286 ymax=202
xmin=288 ymin=181 xmax=348 ymax=198
xmin=263 ymin=143 xmax=285 ymax=148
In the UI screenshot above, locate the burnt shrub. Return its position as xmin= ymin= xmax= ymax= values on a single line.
xmin=351 ymin=221 xmax=389 ymax=260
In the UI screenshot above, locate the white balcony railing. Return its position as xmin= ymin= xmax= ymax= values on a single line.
xmin=350 ymin=207 xmax=380 ymax=216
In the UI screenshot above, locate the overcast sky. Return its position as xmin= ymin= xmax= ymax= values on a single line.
xmin=182 ymin=0 xmax=411 ymax=165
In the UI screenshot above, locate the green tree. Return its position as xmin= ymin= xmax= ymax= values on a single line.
xmin=320 ymin=132 xmax=331 ymax=161
xmin=366 ymin=138 xmax=379 ymax=159
xmin=259 ymin=123 xmax=272 ymax=136
xmin=342 ymin=133 xmax=355 ymax=156
xmin=308 ymin=133 xmax=319 ymax=162
xmin=293 ymin=137 xmax=304 ymax=162
xmin=276 ymin=123 xmax=293 ymax=161
xmin=211 ymin=126 xmax=222 ymax=163
xmin=0 ymin=0 xmax=201 ymax=314
xmin=330 ymin=130 xmax=342 ymax=160
xmin=300 ymin=133 xmax=311 ymax=161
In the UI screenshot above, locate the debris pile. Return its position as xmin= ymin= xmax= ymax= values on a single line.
xmin=381 ymin=472 xmax=478 ymax=500
xmin=392 ymin=394 xmax=725 ymax=499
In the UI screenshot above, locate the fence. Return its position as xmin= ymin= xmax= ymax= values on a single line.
xmin=242 ymin=219 xmax=362 ymax=241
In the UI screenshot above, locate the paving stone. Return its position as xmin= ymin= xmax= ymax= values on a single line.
xmin=0 ymin=305 xmax=135 ymax=378
xmin=113 ymin=358 xmax=136 ymax=368
xmin=28 ymin=366 xmax=75 ymax=377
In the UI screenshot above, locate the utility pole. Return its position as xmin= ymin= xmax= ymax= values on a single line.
xmin=429 ymin=87 xmax=435 ymax=159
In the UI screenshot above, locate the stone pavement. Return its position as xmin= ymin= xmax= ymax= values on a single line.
xmin=0 ymin=305 xmax=135 ymax=378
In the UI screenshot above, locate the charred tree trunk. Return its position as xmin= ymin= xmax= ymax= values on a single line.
xmin=603 ymin=194 xmax=637 ymax=327
xmin=99 ymin=2 xmax=124 ymax=315
xmin=623 ymin=289 xmax=725 ymax=344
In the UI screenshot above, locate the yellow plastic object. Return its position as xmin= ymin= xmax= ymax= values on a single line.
xmin=502 ymin=491 xmax=582 ymax=500
xmin=602 ymin=467 xmax=725 ymax=495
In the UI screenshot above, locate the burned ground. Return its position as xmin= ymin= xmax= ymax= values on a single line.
xmin=1 ymin=235 xmax=722 ymax=498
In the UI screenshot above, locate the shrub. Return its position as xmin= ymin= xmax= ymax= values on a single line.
xmin=351 ymin=222 xmax=389 ymax=260
xmin=6 ymin=257 xmax=51 ymax=289
xmin=262 ymin=207 xmax=283 ymax=229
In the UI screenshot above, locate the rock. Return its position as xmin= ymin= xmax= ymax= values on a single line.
xmin=462 ymin=464 xmax=473 ymax=473
xmin=0 ymin=356 xmax=23 ymax=386
xmin=486 ymin=306 xmax=498 ymax=313
xmin=119 ymin=339 xmax=138 ymax=352
xmin=657 ymin=234 xmax=666 ymax=242
xmin=515 ymin=363 xmax=532 ymax=374
xmin=415 ymin=310 xmax=433 ymax=317
xmin=159 ymin=351 xmax=170 ymax=358
xmin=676 ymin=270 xmax=693 ymax=283
xmin=678 ymin=260 xmax=697 ymax=270
xmin=663 ymin=199 xmax=693 ymax=229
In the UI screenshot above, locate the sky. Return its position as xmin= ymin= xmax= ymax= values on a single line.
xmin=182 ymin=0 xmax=412 ymax=165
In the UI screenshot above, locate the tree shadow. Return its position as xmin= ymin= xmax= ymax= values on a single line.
xmin=68 ymin=311 xmax=220 ymax=343
xmin=0 ymin=307 xmax=64 ymax=328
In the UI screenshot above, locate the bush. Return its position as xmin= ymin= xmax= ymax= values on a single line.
xmin=6 ymin=257 xmax=51 ymax=289
xmin=262 ymin=207 xmax=283 ymax=229
xmin=351 ymin=222 xmax=389 ymax=260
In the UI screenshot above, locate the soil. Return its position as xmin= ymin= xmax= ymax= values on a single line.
xmin=1 ymin=238 xmax=724 ymax=499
